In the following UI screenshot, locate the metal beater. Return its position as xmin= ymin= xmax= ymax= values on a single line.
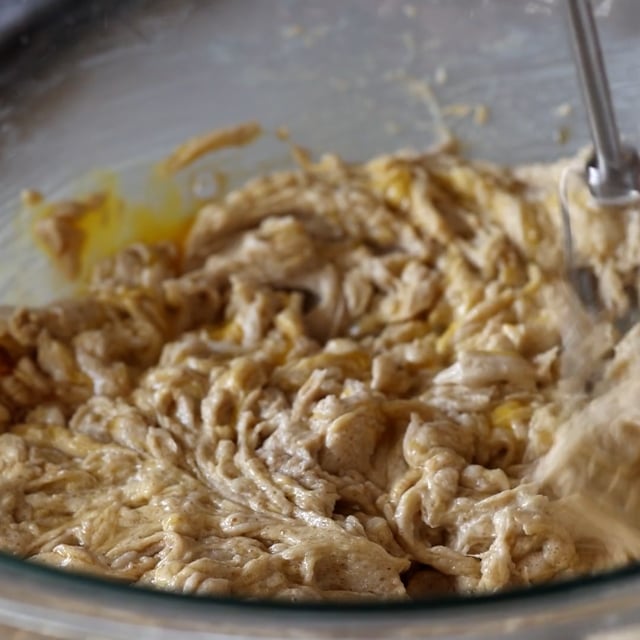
xmin=534 ymin=0 xmax=640 ymax=526
xmin=564 ymin=0 xmax=640 ymax=204
xmin=562 ymin=0 xmax=640 ymax=315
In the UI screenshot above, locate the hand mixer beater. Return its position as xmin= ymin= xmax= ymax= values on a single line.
xmin=565 ymin=0 xmax=640 ymax=206
xmin=561 ymin=0 xmax=640 ymax=314
xmin=536 ymin=0 xmax=640 ymax=541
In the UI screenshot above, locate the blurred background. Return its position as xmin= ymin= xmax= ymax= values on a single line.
xmin=2 ymin=0 xmax=640 ymax=297
xmin=6 ymin=0 xmax=640 ymax=300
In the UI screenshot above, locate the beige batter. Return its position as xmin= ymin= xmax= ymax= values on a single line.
xmin=1 ymin=139 xmax=639 ymax=600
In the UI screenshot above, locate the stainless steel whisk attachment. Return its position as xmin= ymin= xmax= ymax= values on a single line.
xmin=561 ymin=0 xmax=640 ymax=317
xmin=564 ymin=0 xmax=640 ymax=206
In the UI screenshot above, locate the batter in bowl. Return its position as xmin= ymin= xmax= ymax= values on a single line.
xmin=0 ymin=131 xmax=637 ymax=599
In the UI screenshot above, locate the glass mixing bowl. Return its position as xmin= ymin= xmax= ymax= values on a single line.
xmin=2 ymin=1 xmax=640 ymax=637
